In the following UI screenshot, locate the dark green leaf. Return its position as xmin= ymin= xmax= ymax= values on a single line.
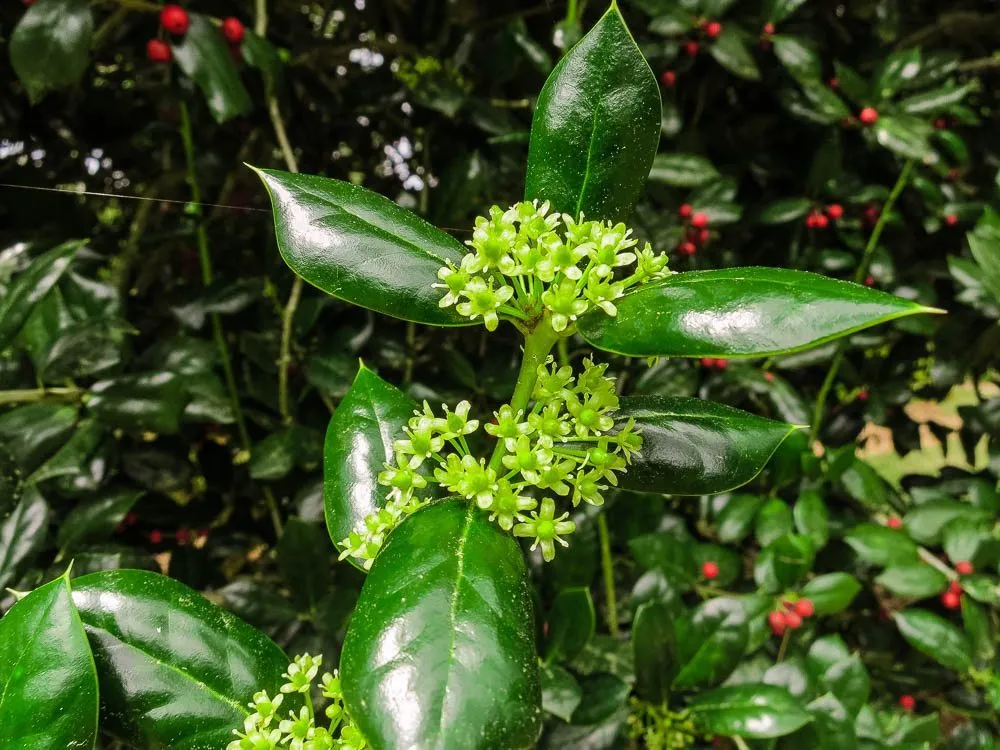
xmin=87 ymin=372 xmax=190 ymax=434
xmin=173 ymin=14 xmax=251 ymax=124
xmin=242 ymin=30 xmax=282 ymax=96
xmin=755 ymin=534 xmax=814 ymax=592
xmin=0 ymin=402 xmax=78 ymax=472
xmin=716 ymin=494 xmax=764 ymax=544
xmin=340 ymin=500 xmax=540 ymax=750
xmin=875 ymin=47 xmax=921 ymax=100
xmin=249 ymin=429 xmax=296 ymax=481
xmin=633 ymin=600 xmax=677 ymax=703
xmin=71 ymin=569 xmax=293 ymax=748
xmin=541 ymin=663 xmax=582 ymax=722
xmin=793 ymin=490 xmax=829 ymax=548
xmin=0 ymin=572 xmax=98 ymax=748
xmin=324 ymin=365 xmax=416 ymax=567
xmin=571 ymin=673 xmax=631 ymax=725
xmin=967 ymin=229 xmax=1000 ymax=307
xmin=782 ymin=81 xmax=850 ymax=124
xmin=253 ymin=168 xmax=469 ymax=325
xmin=900 ymin=83 xmax=974 ymax=115
xmin=709 ymin=30 xmax=760 ymax=81
xmin=905 ymin=500 xmax=990 ymax=546
xmin=759 ymin=198 xmax=812 ymax=225
xmin=763 ymin=656 xmax=814 ymax=699
xmin=648 ymin=9 xmax=695 ymax=36
xmin=961 ymin=597 xmax=995 ymax=663
xmin=756 ymin=498 xmax=794 ymax=547
xmin=578 ymin=268 xmax=937 ymax=358
xmin=57 ymin=489 xmax=142 ymax=553
xmin=876 ymin=564 xmax=948 ymax=599
xmin=629 ymin=531 xmax=697 ymax=591
xmin=773 ymin=35 xmax=821 ymax=83
xmin=545 ymin=587 xmax=595 ymax=663
xmin=615 ymin=396 xmax=801 ymax=495
xmin=790 ymin=694 xmax=855 ymax=750
xmin=0 ymin=241 xmax=81 ymax=353
xmin=874 ymin=115 xmax=935 ymax=161
xmin=689 ymin=684 xmax=811 ymax=738
xmin=820 ymin=654 xmax=869 ymax=717
xmin=10 ymin=0 xmax=93 ymax=103
xmin=673 ymin=598 xmax=747 ymax=690
xmin=844 ymin=523 xmax=919 ymax=566
xmin=278 ymin=518 xmax=332 ymax=612
xmin=893 ymin=609 xmax=973 ymax=672
xmin=525 ymin=5 xmax=660 ymax=222
xmin=0 ymin=487 xmax=49 ymax=590
xmin=769 ymin=0 xmax=810 ymax=23
xmin=801 ymin=574 xmax=861 ymax=615
xmin=647 ymin=153 xmax=720 ymax=188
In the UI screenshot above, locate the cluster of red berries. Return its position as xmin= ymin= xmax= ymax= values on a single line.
xmin=677 ymin=204 xmax=710 ymax=256
xmin=148 ymin=526 xmax=210 ymax=546
xmin=804 ymin=203 xmax=843 ymax=229
xmin=940 ymin=560 xmax=973 ymax=609
xmin=147 ymin=6 xmax=246 ymax=64
xmin=768 ymin=598 xmax=815 ymax=636
xmin=682 ymin=18 xmax=723 ymax=57
xmin=700 ymin=358 xmax=728 ymax=370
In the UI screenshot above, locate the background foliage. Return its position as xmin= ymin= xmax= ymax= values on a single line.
xmin=2 ymin=0 xmax=1000 ymax=747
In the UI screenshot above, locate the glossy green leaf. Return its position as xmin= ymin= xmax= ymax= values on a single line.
xmin=876 ymin=564 xmax=948 ymax=599
xmin=792 ymin=694 xmax=855 ymax=750
xmin=773 ymin=35 xmax=821 ymax=83
xmin=763 ymin=656 xmax=814 ymax=699
xmin=716 ymin=494 xmax=764 ymax=544
xmin=324 ymin=365 xmax=416 ymax=567
xmin=578 ymin=268 xmax=936 ymax=358
xmin=875 ymin=47 xmax=921 ymax=99
xmin=894 ymin=609 xmax=972 ymax=672
xmin=10 ymin=0 xmax=93 ymax=104
xmin=968 ymin=227 xmax=1000 ymax=306
xmin=545 ymin=587 xmax=595 ymax=663
xmin=71 ymin=569 xmax=293 ymax=748
xmin=759 ymin=198 xmax=812 ymax=225
xmin=807 ymin=636 xmax=851 ymax=679
xmin=242 ymin=30 xmax=283 ymax=96
xmin=844 ymin=523 xmax=919 ymax=566
xmin=769 ymin=0 xmax=810 ymax=23
xmin=614 ymin=396 xmax=800 ymax=495
xmin=524 ymin=4 xmax=660 ymax=222
xmin=961 ymin=597 xmax=995 ymax=664
xmin=0 ymin=241 xmax=81 ymax=353
xmin=340 ymin=500 xmax=541 ymax=750
xmin=0 ymin=487 xmax=50 ymax=590
xmin=839 ymin=459 xmax=893 ymax=512
xmin=87 ymin=372 xmax=190 ymax=434
xmin=689 ymin=684 xmax=811 ymax=738
xmin=673 ymin=598 xmax=748 ymax=690
xmin=782 ymin=81 xmax=850 ymax=125
xmin=793 ymin=490 xmax=829 ymax=548
xmin=569 ymin=673 xmax=631 ymax=725
xmin=633 ymin=600 xmax=677 ymax=704
xmin=540 ymin=663 xmax=582 ymax=722
xmin=629 ymin=531 xmax=697 ymax=592
xmin=254 ymin=168 xmax=469 ymax=325
xmin=801 ymin=573 xmax=861 ymax=615
xmin=0 ymin=402 xmax=78 ymax=472
xmin=755 ymin=534 xmax=814 ymax=592
xmin=0 ymin=572 xmax=98 ymax=749
xmin=647 ymin=153 xmax=720 ymax=188
xmin=278 ymin=518 xmax=332 ymax=612
xmin=756 ymin=498 xmax=794 ymax=547
xmin=905 ymin=500 xmax=990 ymax=545
xmin=820 ymin=654 xmax=869 ymax=718
xmin=57 ymin=489 xmax=142 ymax=553
xmin=874 ymin=116 xmax=935 ymax=161
xmin=172 ymin=14 xmax=251 ymax=124
xmin=709 ymin=29 xmax=760 ymax=81
xmin=900 ymin=83 xmax=974 ymax=115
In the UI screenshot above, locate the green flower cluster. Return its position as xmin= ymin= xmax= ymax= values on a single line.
xmin=435 ymin=201 xmax=670 ymax=332
xmin=338 ymin=358 xmax=641 ymax=565
xmin=228 ymin=654 xmax=366 ymax=750
xmin=626 ymin=699 xmax=707 ymax=750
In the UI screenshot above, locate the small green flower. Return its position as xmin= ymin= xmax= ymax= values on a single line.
xmin=278 ymin=706 xmax=314 ymax=750
xmin=249 ymin=691 xmax=284 ymax=726
xmin=281 ymin=654 xmax=322 ymax=694
xmin=484 ymin=404 xmax=532 ymax=449
xmin=434 ymin=262 xmax=470 ymax=307
xmin=306 ymin=726 xmax=335 ymax=750
xmin=456 ymin=277 xmax=514 ymax=331
xmin=635 ymin=243 xmax=670 ymax=279
xmin=441 ymin=400 xmax=479 ymax=439
xmin=339 ymin=723 xmax=368 ymax=750
xmin=228 ymin=724 xmax=282 ymax=750
xmin=571 ymin=469 xmax=607 ymax=507
xmin=489 ymin=478 xmax=537 ymax=530
xmin=541 ymin=277 xmax=589 ymax=332
xmin=377 ymin=454 xmax=428 ymax=502
xmin=584 ymin=276 xmax=624 ymax=317
xmin=512 ymin=200 xmax=560 ymax=240
xmin=534 ymin=358 xmax=575 ymax=402
xmin=433 ymin=452 xmax=466 ymax=494
xmin=466 ymin=205 xmax=518 ymax=274
xmin=528 ymin=401 xmax=572 ymax=447
xmin=586 ymin=439 xmax=627 ymax=485
xmin=501 ymin=435 xmax=552 ymax=483
xmin=394 ymin=424 xmax=444 ymax=468
xmin=514 ymin=498 xmax=576 ymax=561
xmin=535 ymin=458 xmax=575 ymax=496
xmin=565 ymin=392 xmax=616 ymax=437
xmin=321 ymin=672 xmax=342 ymax=701
xmin=456 ymin=455 xmax=498 ymax=508
xmin=615 ymin=417 xmax=643 ymax=460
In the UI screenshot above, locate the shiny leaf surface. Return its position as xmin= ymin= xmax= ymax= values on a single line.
xmin=71 ymin=570 xmax=292 ymax=749
xmin=0 ymin=487 xmax=50 ymax=590
xmin=633 ymin=600 xmax=677 ymax=703
xmin=0 ymin=572 xmax=98 ymax=749
xmin=673 ymin=598 xmax=748 ymax=690
xmin=893 ymin=609 xmax=973 ymax=672
xmin=253 ymin=168 xmax=469 ymax=325
xmin=340 ymin=499 xmax=541 ymax=750
xmin=10 ymin=0 xmax=93 ymax=104
xmin=689 ymin=684 xmax=811 ymax=738
xmin=524 ymin=5 xmax=660 ymax=222
xmin=172 ymin=14 xmax=251 ymax=124
xmin=0 ymin=241 xmax=81 ymax=353
xmin=616 ymin=396 xmax=801 ymax=495
xmin=578 ymin=268 xmax=937 ymax=358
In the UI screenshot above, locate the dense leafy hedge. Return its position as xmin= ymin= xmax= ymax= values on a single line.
xmin=1 ymin=0 xmax=999 ymax=747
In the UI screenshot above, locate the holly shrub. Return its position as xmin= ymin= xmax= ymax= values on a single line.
xmin=1 ymin=0 xmax=999 ymax=748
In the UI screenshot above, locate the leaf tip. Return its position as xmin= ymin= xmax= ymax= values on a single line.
xmin=919 ymin=305 xmax=947 ymax=315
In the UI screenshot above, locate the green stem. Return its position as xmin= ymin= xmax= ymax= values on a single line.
xmin=179 ymin=103 xmax=283 ymax=538
xmin=597 ymin=513 xmax=619 ymax=637
xmin=808 ymin=158 xmax=915 ymax=442
xmin=487 ymin=321 xmax=559 ymax=472
xmin=0 ymin=387 xmax=82 ymax=406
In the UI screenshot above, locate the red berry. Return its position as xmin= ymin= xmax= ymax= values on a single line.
xmin=763 ymin=22 xmax=775 ymax=35
xmin=934 ymin=117 xmax=948 ymax=130
xmin=678 ymin=241 xmax=697 ymax=256
xmin=705 ymin=21 xmax=722 ymax=38
xmin=221 ymin=17 xmax=245 ymax=44
xmin=685 ymin=41 xmax=700 ymax=57
xmin=899 ymin=695 xmax=916 ymax=711
xmin=826 ymin=204 xmax=844 ymax=220
xmin=828 ymin=77 xmax=839 ymax=89
xmin=702 ymin=561 xmax=720 ymax=579
xmin=864 ymin=275 xmax=875 ymax=286
xmin=859 ymin=107 xmax=879 ymax=125
xmin=764 ymin=371 xmax=775 ymax=382
xmin=784 ymin=611 xmax=803 ymax=629
xmin=176 ymin=527 xmax=191 ymax=546
xmin=795 ymin=599 xmax=815 ymax=618
xmin=814 ymin=213 xmax=829 ymax=229
xmin=679 ymin=203 xmax=693 ymax=219
xmin=945 ymin=213 xmax=959 ymax=226
xmin=700 ymin=358 xmax=716 ymax=368
xmin=955 ymin=561 xmax=974 ymax=575
xmin=768 ymin=611 xmax=787 ymax=634
xmin=160 ymin=5 xmax=190 ymax=35
xmin=805 ymin=213 xmax=817 ymax=229
xmin=715 ymin=359 xmax=728 ymax=370
xmin=941 ymin=591 xmax=961 ymax=609
xmin=691 ymin=212 xmax=709 ymax=228
xmin=146 ymin=39 xmax=172 ymax=63
xmin=887 ymin=516 xmax=902 ymax=529
xmin=949 ymin=580 xmax=963 ymax=594
xmin=698 ymin=228 xmax=711 ymax=244
xmin=858 ymin=389 xmax=869 ymax=401
xmin=661 ymin=70 xmax=677 ymax=87
xmin=149 ymin=529 xmax=163 ymax=544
